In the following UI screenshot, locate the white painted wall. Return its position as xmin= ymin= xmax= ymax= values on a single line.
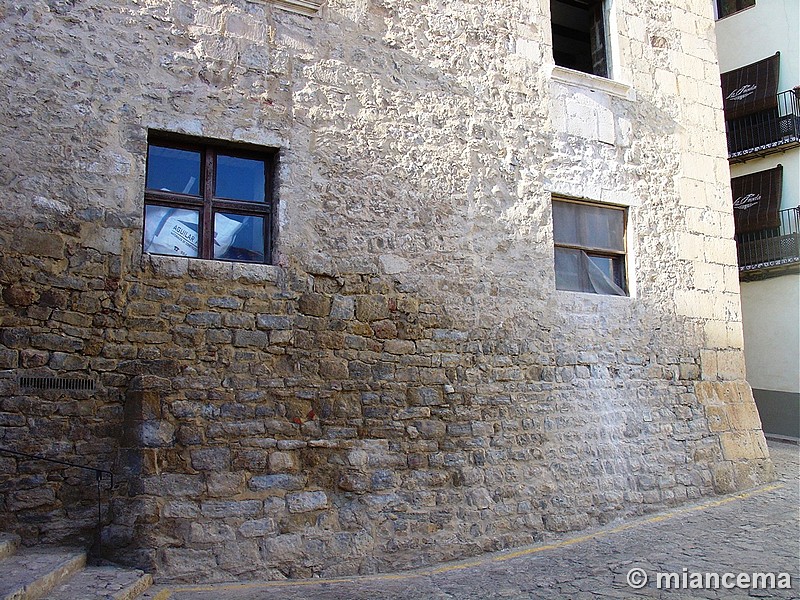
xmin=715 ymin=0 xmax=799 ymax=399
xmin=715 ymin=0 xmax=800 ymax=212
xmin=715 ymin=0 xmax=799 ymax=93
xmin=740 ymin=274 xmax=800 ymax=393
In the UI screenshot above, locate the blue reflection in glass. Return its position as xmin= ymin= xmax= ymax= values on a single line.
xmin=146 ymin=146 xmax=201 ymax=195
xmin=216 ymin=155 xmax=266 ymax=203
xmin=214 ymin=212 xmax=265 ymax=262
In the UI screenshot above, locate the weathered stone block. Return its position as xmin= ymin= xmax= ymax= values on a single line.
xmin=141 ymin=474 xmax=204 ymax=498
xmin=185 ymin=312 xmax=223 ymax=327
xmin=19 ymin=349 xmax=48 ymax=367
xmin=15 ymin=230 xmax=64 ymax=258
xmin=9 ymin=487 xmax=56 ymax=510
xmin=337 ymin=471 xmax=369 ymax=493
xmin=725 ymin=402 xmax=763 ymax=432
xmin=121 ymin=361 xmax=180 ymax=378
xmin=467 ymin=488 xmax=493 ymax=510
xmin=286 ymin=491 xmax=328 ymax=513
xmin=200 ymin=500 xmax=262 ymax=518
xmin=299 ymin=292 xmax=331 ymax=317
xmin=163 ymin=500 xmax=200 ymax=518
xmin=261 ymin=534 xmax=303 ymax=563
xmin=30 ymin=333 xmax=84 ymax=352
xmin=190 ymin=522 xmax=236 ymax=544
xmin=206 ymin=473 xmax=245 ymax=498
xmin=330 ymin=295 xmax=355 ymax=320
xmin=319 ymin=357 xmax=349 ymax=379
xmin=384 ymin=339 xmax=415 ymax=355
xmin=208 ymin=297 xmax=243 ymax=309
xmin=233 ymin=330 xmax=269 ymax=348
xmin=372 ymin=320 xmax=397 ymax=339
xmin=249 ymin=474 xmax=307 ymax=491
xmin=407 ymin=386 xmax=444 ymax=406
xmin=0 ymin=349 xmax=17 ymax=368
xmin=269 ymin=451 xmax=299 ymax=473
xmin=393 ymin=407 xmax=430 ymax=420
xmin=191 ymin=447 xmax=231 ymax=471
xmin=2 ymin=285 xmax=36 ymax=307
xmin=276 ymin=440 xmax=308 ymax=450
xmin=257 ymin=315 xmax=292 ymax=330
xmin=139 ymin=421 xmax=175 ymax=448
xmin=239 ymin=517 xmax=278 ymax=538
xmin=0 ymin=411 xmax=26 ymax=426
xmin=160 ymin=548 xmax=218 ymax=577
xmin=719 ymin=431 xmax=769 ymax=461
xmin=233 ymin=449 xmax=270 ymax=472
xmin=704 ymin=405 xmax=730 ymax=432
xmin=355 ymin=296 xmax=389 ymax=322
xmin=370 ymin=470 xmax=396 ymax=491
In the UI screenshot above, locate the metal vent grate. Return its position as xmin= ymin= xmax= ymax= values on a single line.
xmin=18 ymin=376 xmax=96 ymax=392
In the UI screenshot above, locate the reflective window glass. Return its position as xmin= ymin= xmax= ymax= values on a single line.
xmin=143 ymin=136 xmax=273 ymax=264
xmin=143 ymin=206 xmax=200 ymax=258
xmin=552 ymin=197 xmax=627 ymax=296
xmin=146 ymin=146 xmax=201 ymax=195
xmin=553 ymin=200 xmax=624 ymax=252
xmin=554 ymin=247 xmax=584 ymax=292
xmin=213 ymin=213 xmax=265 ymax=263
xmin=215 ymin=155 xmax=266 ymax=203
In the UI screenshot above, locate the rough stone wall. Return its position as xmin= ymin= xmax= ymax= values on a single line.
xmin=0 ymin=0 xmax=771 ymax=582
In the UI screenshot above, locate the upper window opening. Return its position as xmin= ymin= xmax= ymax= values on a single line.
xmin=143 ymin=135 xmax=276 ymax=264
xmin=716 ymin=0 xmax=755 ymax=19
xmin=553 ymin=197 xmax=627 ymax=296
xmin=551 ymin=0 xmax=608 ymax=78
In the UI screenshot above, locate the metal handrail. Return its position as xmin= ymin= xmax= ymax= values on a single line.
xmin=0 ymin=447 xmax=114 ymax=556
xmin=736 ymin=207 xmax=800 ymax=271
xmin=726 ymin=89 xmax=800 ymax=159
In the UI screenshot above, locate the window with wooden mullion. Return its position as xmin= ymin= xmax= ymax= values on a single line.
xmin=143 ymin=137 xmax=273 ymax=263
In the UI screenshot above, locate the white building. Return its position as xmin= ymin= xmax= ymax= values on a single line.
xmin=715 ymin=0 xmax=800 ymax=440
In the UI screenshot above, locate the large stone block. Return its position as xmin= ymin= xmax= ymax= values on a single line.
xmin=355 ymin=296 xmax=389 ymax=322
xmin=286 ymin=491 xmax=328 ymax=513
xmin=299 ymin=293 xmax=331 ymax=317
xmin=249 ymin=474 xmax=307 ymax=491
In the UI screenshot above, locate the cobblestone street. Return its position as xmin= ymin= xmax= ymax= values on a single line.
xmin=144 ymin=440 xmax=799 ymax=600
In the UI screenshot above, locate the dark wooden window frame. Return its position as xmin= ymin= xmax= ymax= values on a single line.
xmin=144 ymin=133 xmax=277 ymax=263
xmin=553 ymin=196 xmax=628 ymax=295
xmin=716 ymin=0 xmax=755 ymax=19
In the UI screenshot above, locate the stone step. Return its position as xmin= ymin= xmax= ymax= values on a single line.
xmin=45 ymin=566 xmax=153 ymax=600
xmin=0 ymin=547 xmax=86 ymax=600
xmin=0 ymin=534 xmax=20 ymax=561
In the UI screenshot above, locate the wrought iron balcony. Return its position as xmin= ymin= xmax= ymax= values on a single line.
xmin=736 ymin=207 xmax=800 ymax=276
xmin=726 ymin=89 xmax=800 ymax=161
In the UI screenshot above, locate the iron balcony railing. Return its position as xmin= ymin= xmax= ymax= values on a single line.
xmin=736 ymin=207 xmax=800 ymax=272
xmin=726 ymin=89 xmax=800 ymax=160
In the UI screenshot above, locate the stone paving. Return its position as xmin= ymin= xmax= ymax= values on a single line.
xmin=144 ymin=440 xmax=799 ymax=599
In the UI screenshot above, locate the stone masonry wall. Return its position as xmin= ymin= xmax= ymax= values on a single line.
xmin=0 ymin=0 xmax=772 ymax=582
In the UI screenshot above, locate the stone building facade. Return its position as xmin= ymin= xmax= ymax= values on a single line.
xmin=0 ymin=0 xmax=772 ymax=583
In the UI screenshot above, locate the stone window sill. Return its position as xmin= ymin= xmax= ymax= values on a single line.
xmin=144 ymin=253 xmax=282 ymax=284
xmin=551 ymin=66 xmax=634 ymax=100
xmin=556 ymin=289 xmax=635 ymax=301
xmin=253 ymin=0 xmax=324 ymax=16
